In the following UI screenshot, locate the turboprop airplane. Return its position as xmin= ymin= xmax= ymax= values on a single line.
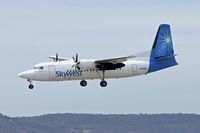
xmin=18 ymin=24 xmax=178 ymax=89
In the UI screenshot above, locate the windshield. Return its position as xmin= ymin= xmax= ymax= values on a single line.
xmin=33 ymin=66 xmax=44 ymax=70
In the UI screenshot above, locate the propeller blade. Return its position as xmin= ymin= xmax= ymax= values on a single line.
xmin=76 ymin=53 xmax=78 ymax=62
xmin=56 ymin=53 xmax=58 ymax=62
xmin=76 ymin=66 xmax=80 ymax=70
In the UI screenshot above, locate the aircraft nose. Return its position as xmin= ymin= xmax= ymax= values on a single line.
xmin=18 ymin=70 xmax=35 ymax=79
xmin=18 ymin=72 xmax=24 ymax=78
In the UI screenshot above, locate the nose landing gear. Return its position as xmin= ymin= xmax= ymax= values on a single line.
xmin=28 ymin=79 xmax=34 ymax=89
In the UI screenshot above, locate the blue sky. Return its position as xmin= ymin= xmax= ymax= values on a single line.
xmin=0 ymin=0 xmax=200 ymax=116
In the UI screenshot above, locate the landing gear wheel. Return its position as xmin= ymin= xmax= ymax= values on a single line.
xmin=80 ymin=80 xmax=87 ymax=87
xmin=100 ymin=80 xmax=107 ymax=87
xmin=29 ymin=84 xmax=34 ymax=89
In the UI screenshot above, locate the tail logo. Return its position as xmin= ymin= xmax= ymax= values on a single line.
xmin=158 ymin=31 xmax=173 ymax=54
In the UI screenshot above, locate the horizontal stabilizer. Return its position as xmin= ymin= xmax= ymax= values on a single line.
xmin=131 ymin=50 xmax=151 ymax=58
xmin=155 ymin=54 xmax=178 ymax=60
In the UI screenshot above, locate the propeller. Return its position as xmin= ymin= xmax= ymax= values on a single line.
xmin=55 ymin=53 xmax=59 ymax=62
xmin=72 ymin=53 xmax=81 ymax=70
xmin=72 ymin=53 xmax=78 ymax=63
xmin=49 ymin=53 xmax=70 ymax=62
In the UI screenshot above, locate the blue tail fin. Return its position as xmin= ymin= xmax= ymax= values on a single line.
xmin=147 ymin=24 xmax=178 ymax=73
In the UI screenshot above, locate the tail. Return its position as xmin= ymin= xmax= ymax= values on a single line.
xmin=147 ymin=24 xmax=178 ymax=73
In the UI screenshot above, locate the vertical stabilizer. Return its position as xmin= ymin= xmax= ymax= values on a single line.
xmin=147 ymin=24 xmax=178 ymax=73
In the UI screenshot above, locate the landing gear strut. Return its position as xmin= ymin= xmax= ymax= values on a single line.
xmin=28 ymin=79 xmax=34 ymax=89
xmin=100 ymin=70 xmax=107 ymax=87
xmin=80 ymin=80 xmax=87 ymax=87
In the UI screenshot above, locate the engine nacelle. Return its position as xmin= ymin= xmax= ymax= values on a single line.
xmin=78 ymin=60 xmax=96 ymax=70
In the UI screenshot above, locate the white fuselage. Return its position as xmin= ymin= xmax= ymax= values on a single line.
xmin=19 ymin=59 xmax=149 ymax=82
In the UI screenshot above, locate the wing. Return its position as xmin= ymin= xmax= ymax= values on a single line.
xmin=94 ymin=55 xmax=136 ymax=70
xmin=95 ymin=55 xmax=135 ymax=64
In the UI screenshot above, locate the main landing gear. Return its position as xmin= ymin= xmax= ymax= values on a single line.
xmin=100 ymin=80 xmax=107 ymax=87
xmin=80 ymin=70 xmax=108 ymax=87
xmin=28 ymin=79 xmax=34 ymax=89
xmin=100 ymin=70 xmax=107 ymax=87
xmin=80 ymin=79 xmax=107 ymax=87
xmin=80 ymin=80 xmax=87 ymax=87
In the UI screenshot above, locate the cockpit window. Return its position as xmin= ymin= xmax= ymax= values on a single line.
xmin=33 ymin=66 xmax=44 ymax=69
xmin=39 ymin=66 xmax=44 ymax=69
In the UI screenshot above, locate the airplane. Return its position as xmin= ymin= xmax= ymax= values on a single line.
xmin=18 ymin=24 xmax=178 ymax=89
